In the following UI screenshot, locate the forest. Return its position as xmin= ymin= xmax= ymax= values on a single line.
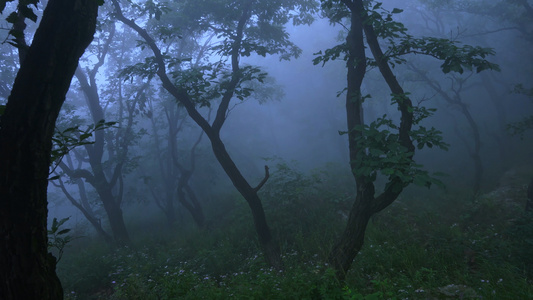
xmin=0 ymin=0 xmax=532 ymax=299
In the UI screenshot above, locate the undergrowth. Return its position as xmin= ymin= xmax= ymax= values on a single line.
xmin=57 ymin=163 xmax=533 ymax=299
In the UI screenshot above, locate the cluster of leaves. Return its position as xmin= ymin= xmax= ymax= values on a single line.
xmin=316 ymin=1 xmax=499 ymax=74
xmin=350 ymin=108 xmax=446 ymax=189
xmin=1 ymin=0 xmax=105 ymax=48
xmin=49 ymin=120 xmax=116 ymax=177
xmin=119 ymin=56 xmax=162 ymax=81
xmin=1 ymin=0 xmax=38 ymax=48
xmin=47 ymin=217 xmax=74 ymax=263
xmin=128 ymin=0 xmax=171 ymax=21
xmin=366 ymin=2 xmax=406 ymax=39
xmin=387 ymin=37 xmax=500 ymax=74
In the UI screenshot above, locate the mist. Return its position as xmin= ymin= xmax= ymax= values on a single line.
xmin=1 ymin=0 xmax=532 ymax=298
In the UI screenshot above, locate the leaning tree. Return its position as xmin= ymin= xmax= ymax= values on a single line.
xmin=111 ymin=0 xmax=317 ymax=268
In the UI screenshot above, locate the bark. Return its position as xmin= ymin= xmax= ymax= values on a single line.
xmin=328 ymin=0 xmax=370 ymax=279
xmin=329 ymin=0 xmax=415 ymax=280
xmin=0 ymin=0 xmax=98 ymax=299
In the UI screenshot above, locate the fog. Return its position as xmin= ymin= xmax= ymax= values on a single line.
xmin=1 ymin=0 xmax=532 ymax=297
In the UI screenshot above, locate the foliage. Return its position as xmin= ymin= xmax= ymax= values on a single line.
xmin=349 ymin=112 xmax=447 ymax=189
xmin=49 ymin=120 xmax=116 ymax=178
xmin=314 ymin=1 xmax=498 ymax=195
xmin=47 ymin=217 xmax=75 ymax=263
xmin=58 ymin=171 xmax=533 ymax=299
xmin=315 ymin=1 xmax=500 ymax=74
xmin=387 ymin=36 xmax=500 ymax=74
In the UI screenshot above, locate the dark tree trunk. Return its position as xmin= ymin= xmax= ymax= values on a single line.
xmin=112 ymin=0 xmax=281 ymax=268
xmin=59 ymin=64 xmax=136 ymax=245
xmin=209 ymin=136 xmax=281 ymax=268
xmin=54 ymin=176 xmax=113 ymax=244
xmin=177 ymin=171 xmax=205 ymax=228
xmin=328 ymin=0 xmax=415 ymax=281
xmin=329 ymin=195 xmax=372 ymax=278
xmin=0 ymin=0 xmax=98 ymax=299
xmin=98 ymin=187 xmax=131 ymax=245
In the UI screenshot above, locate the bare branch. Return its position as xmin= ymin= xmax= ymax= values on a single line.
xmin=253 ymin=165 xmax=270 ymax=193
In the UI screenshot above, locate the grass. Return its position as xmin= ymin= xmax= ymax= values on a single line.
xmin=56 ymin=164 xmax=533 ymax=299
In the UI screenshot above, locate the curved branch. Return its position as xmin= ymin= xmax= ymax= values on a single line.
xmin=253 ymin=165 xmax=270 ymax=193
xmin=111 ymin=0 xmax=212 ymax=136
xmin=211 ymin=2 xmax=252 ymax=132
xmin=59 ymin=161 xmax=96 ymax=184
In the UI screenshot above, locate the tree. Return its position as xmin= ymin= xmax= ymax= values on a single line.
xmin=0 ymin=0 xmax=98 ymax=298
xmin=411 ymin=0 xmax=533 ymax=190
xmin=408 ymin=66 xmax=484 ymax=193
xmin=111 ymin=0 xmax=316 ymax=268
xmin=142 ymin=95 xmax=208 ymax=227
xmin=317 ymin=0 xmax=498 ymax=280
xmin=52 ymin=18 xmax=154 ymax=245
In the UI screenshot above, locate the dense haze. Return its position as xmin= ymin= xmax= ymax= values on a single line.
xmin=0 ymin=0 xmax=532 ymax=297
xmin=32 ymin=0 xmax=532 ymax=227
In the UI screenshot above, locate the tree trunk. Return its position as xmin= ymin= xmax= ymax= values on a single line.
xmin=328 ymin=0 xmax=368 ymax=280
xmin=98 ymin=188 xmax=131 ymax=245
xmin=177 ymin=184 xmax=205 ymax=228
xmin=210 ymin=136 xmax=282 ymax=268
xmin=329 ymin=194 xmax=373 ymax=279
xmin=0 ymin=0 xmax=98 ymax=299
xmin=328 ymin=0 xmax=415 ymax=280
xmin=55 ymin=176 xmax=113 ymax=244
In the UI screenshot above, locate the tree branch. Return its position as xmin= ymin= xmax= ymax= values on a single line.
xmin=253 ymin=165 xmax=270 ymax=193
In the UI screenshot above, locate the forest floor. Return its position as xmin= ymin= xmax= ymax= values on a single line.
xmin=56 ymin=166 xmax=533 ymax=299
